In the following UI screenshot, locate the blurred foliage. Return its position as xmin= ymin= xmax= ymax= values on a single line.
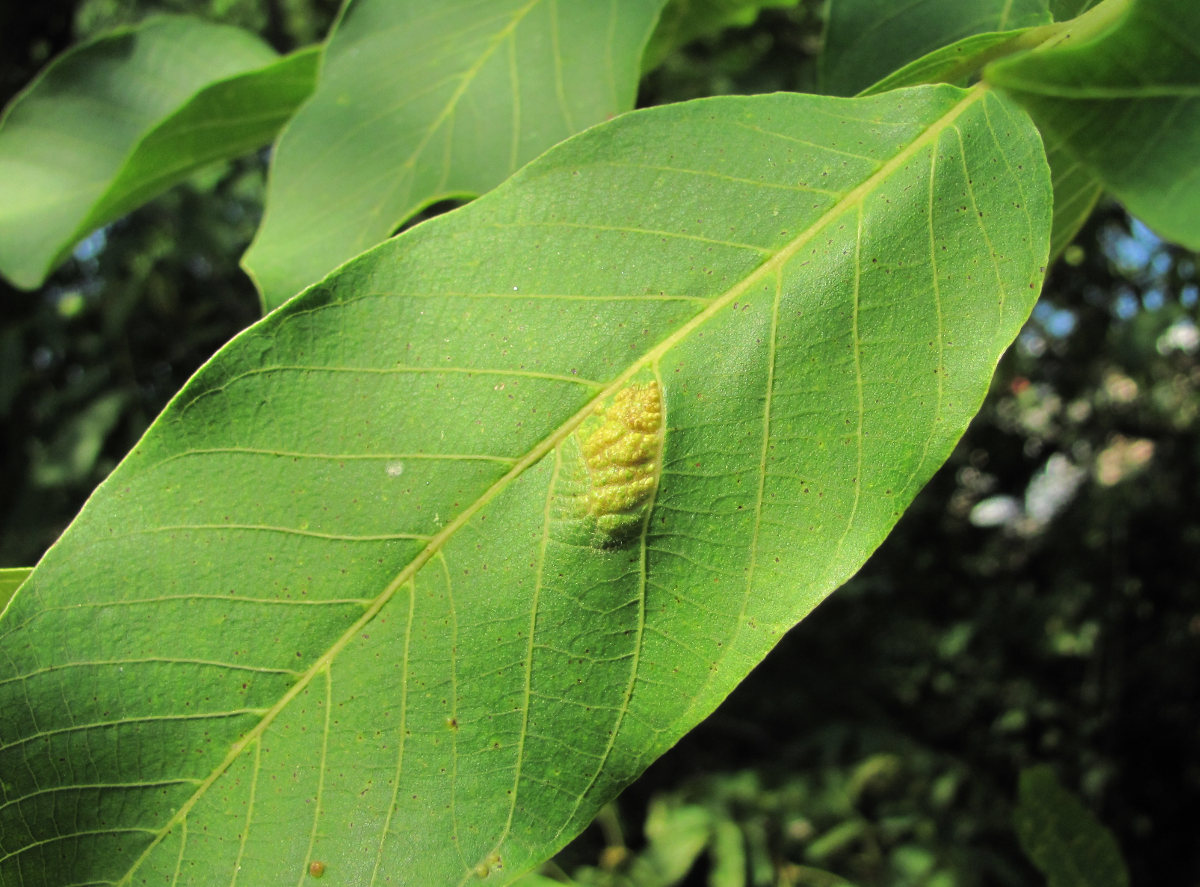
xmin=0 ymin=163 xmax=266 ymax=563
xmin=2 ymin=2 xmax=1197 ymax=885
xmin=1015 ymin=765 xmax=1129 ymax=887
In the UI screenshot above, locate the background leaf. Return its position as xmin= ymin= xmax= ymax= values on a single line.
xmin=1049 ymin=0 xmax=1105 ymax=19
xmin=819 ymin=0 xmax=1051 ymax=97
xmin=643 ymin=0 xmax=800 ymax=70
xmin=0 ymin=567 xmax=30 ymax=614
xmin=0 ymin=16 xmax=318 ymax=290
xmin=241 ymin=0 xmax=668 ymax=312
xmin=0 ymin=85 xmax=1049 ymax=885
xmin=986 ymin=0 xmax=1200 ymax=249
xmin=1014 ymin=765 xmax=1131 ymax=887
xmin=859 ymin=29 xmax=1046 ymax=96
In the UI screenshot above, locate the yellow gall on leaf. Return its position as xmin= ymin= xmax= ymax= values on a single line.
xmin=576 ymin=381 xmax=664 ymax=546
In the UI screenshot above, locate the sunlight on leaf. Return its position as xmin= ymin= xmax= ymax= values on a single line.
xmin=0 ymin=85 xmax=1049 ymax=885
xmin=987 ymin=0 xmax=1200 ymax=249
xmin=242 ymin=0 xmax=668 ymax=311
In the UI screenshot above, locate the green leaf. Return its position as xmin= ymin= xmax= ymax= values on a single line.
xmin=0 ymin=85 xmax=1050 ymax=885
xmin=640 ymin=799 xmax=714 ymax=882
xmin=1044 ymin=132 xmax=1104 ymax=259
xmin=859 ymin=29 xmax=1048 ymax=96
xmin=852 ymin=8 xmax=1102 ymax=260
xmin=820 ymin=0 xmax=1051 ymax=97
xmin=986 ymin=0 xmax=1200 ymax=249
xmin=644 ymin=0 xmax=800 ymax=70
xmin=1014 ymin=765 xmax=1130 ymax=887
xmin=0 ymin=567 xmax=31 ymax=614
xmin=1049 ymin=0 xmax=1104 ymax=19
xmin=0 ymin=16 xmax=319 ymax=290
xmin=241 ymin=0 xmax=668 ymax=313
xmin=851 ymin=20 xmax=1102 ymax=270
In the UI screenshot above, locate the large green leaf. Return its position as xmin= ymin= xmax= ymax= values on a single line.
xmin=1044 ymin=131 xmax=1104 ymax=259
xmin=242 ymin=0 xmax=668 ymax=312
xmin=820 ymin=0 xmax=1051 ymax=97
xmin=0 ymin=16 xmax=319 ymax=290
xmin=986 ymin=0 xmax=1200 ymax=249
xmin=0 ymin=85 xmax=1050 ymax=885
xmin=1014 ymin=766 xmax=1130 ymax=887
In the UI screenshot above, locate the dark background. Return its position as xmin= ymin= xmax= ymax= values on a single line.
xmin=2 ymin=3 xmax=1196 ymax=885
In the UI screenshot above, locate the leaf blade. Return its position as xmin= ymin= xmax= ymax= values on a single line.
xmin=241 ymin=0 xmax=669 ymax=311
xmin=0 ymin=16 xmax=317 ymax=290
xmin=820 ymin=0 xmax=1051 ymax=97
xmin=0 ymin=86 xmax=1050 ymax=886
xmin=0 ymin=567 xmax=31 ymax=614
xmin=986 ymin=0 xmax=1200 ymax=249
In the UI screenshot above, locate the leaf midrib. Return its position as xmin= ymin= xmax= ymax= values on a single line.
xmin=118 ymin=82 xmax=991 ymax=883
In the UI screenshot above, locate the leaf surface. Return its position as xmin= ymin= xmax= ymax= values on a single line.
xmin=241 ymin=0 xmax=668 ymax=312
xmin=0 ymin=85 xmax=1050 ymax=886
xmin=1044 ymin=132 xmax=1104 ymax=259
xmin=853 ymin=12 xmax=1101 ymax=259
xmin=0 ymin=16 xmax=318 ymax=290
xmin=820 ymin=0 xmax=1051 ymax=97
xmin=860 ymin=30 xmax=1045 ymax=96
xmin=0 ymin=568 xmax=30 ymax=615
xmin=986 ymin=0 xmax=1200 ymax=249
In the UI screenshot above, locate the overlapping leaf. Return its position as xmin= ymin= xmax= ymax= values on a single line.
xmin=0 ymin=16 xmax=318 ymax=290
xmin=860 ymin=30 xmax=1047 ymax=96
xmin=820 ymin=0 xmax=1051 ymax=97
xmin=987 ymin=0 xmax=1200 ymax=249
xmin=1044 ymin=133 xmax=1104 ymax=259
xmin=0 ymin=85 xmax=1050 ymax=885
xmin=856 ymin=18 xmax=1103 ymax=260
xmin=0 ymin=568 xmax=29 ymax=615
xmin=242 ymin=0 xmax=668 ymax=311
